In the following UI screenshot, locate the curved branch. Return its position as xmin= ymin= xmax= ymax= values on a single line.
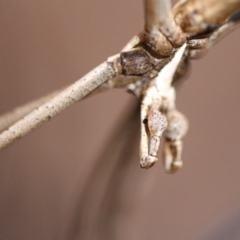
xmin=0 ymin=61 xmax=116 ymax=151
xmin=0 ymin=89 xmax=62 ymax=133
xmin=208 ymin=18 xmax=240 ymax=47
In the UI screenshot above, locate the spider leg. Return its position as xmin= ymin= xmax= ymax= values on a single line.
xmin=140 ymin=0 xmax=185 ymax=58
xmin=163 ymin=109 xmax=188 ymax=173
xmin=140 ymin=99 xmax=151 ymax=168
xmin=157 ymin=0 xmax=186 ymax=47
xmin=140 ymin=43 xmax=187 ymax=170
xmin=148 ymin=107 xmax=168 ymax=164
xmin=140 ymin=86 xmax=167 ymax=169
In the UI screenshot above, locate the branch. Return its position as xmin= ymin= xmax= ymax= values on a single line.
xmin=207 ymin=16 xmax=240 ymax=47
xmin=0 ymin=89 xmax=62 ymax=133
xmin=0 ymin=61 xmax=116 ymax=151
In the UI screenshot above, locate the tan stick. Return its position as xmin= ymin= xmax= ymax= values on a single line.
xmin=208 ymin=20 xmax=240 ymax=47
xmin=0 ymin=90 xmax=61 ymax=133
xmin=0 ymin=62 xmax=116 ymax=151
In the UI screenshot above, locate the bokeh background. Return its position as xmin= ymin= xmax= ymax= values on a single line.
xmin=1 ymin=1 xmax=240 ymax=240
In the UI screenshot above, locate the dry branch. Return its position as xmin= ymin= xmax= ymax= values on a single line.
xmin=0 ymin=90 xmax=61 ymax=133
xmin=0 ymin=62 xmax=115 ymax=150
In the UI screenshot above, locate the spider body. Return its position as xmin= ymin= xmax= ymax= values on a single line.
xmin=99 ymin=1 xmax=236 ymax=173
xmin=1 ymin=0 xmax=239 ymax=174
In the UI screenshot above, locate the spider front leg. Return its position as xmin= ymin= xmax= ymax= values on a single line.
xmin=140 ymin=0 xmax=186 ymax=58
xmin=163 ymin=110 xmax=188 ymax=173
xmin=140 ymin=88 xmax=167 ymax=169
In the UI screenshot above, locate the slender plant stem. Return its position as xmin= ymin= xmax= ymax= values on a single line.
xmin=208 ymin=20 xmax=240 ymax=48
xmin=0 ymin=90 xmax=62 ymax=133
xmin=0 ymin=61 xmax=116 ymax=151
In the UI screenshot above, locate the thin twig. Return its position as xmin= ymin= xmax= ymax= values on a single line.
xmin=0 ymin=61 xmax=116 ymax=151
xmin=0 ymin=89 xmax=62 ymax=133
xmin=208 ymin=19 xmax=240 ymax=48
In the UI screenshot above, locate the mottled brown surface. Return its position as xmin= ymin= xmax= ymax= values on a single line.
xmin=1 ymin=1 xmax=240 ymax=240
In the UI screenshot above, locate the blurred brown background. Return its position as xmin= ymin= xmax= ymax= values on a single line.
xmin=1 ymin=1 xmax=240 ymax=240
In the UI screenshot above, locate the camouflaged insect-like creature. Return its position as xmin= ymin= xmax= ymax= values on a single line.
xmin=120 ymin=47 xmax=154 ymax=75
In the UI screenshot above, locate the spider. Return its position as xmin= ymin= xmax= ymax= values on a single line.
xmin=92 ymin=0 xmax=240 ymax=173
xmin=103 ymin=43 xmax=190 ymax=173
xmin=0 ymin=0 xmax=239 ymax=174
